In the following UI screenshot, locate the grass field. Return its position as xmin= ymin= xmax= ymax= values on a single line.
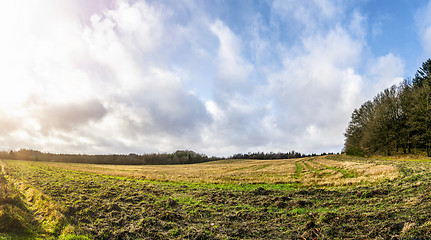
xmin=36 ymin=156 xmax=398 ymax=186
xmin=1 ymin=155 xmax=431 ymax=239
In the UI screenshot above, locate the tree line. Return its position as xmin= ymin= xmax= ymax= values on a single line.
xmin=231 ymin=151 xmax=334 ymax=160
xmin=344 ymin=59 xmax=431 ymax=156
xmin=0 ymin=149 xmax=317 ymax=165
xmin=231 ymin=151 xmax=304 ymax=160
xmin=0 ymin=149 xmax=219 ymax=165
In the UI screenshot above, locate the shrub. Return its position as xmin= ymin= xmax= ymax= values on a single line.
xmin=345 ymin=147 xmax=365 ymax=157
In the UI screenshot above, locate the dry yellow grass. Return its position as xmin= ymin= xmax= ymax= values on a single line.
xmin=304 ymin=157 xmax=399 ymax=186
xmin=42 ymin=159 xmax=297 ymax=184
xmin=37 ymin=156 xmax=399 ymax=186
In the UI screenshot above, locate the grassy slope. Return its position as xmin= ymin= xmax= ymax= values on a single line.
xmin=0 ymin=171 xmax=36 ymax=240
xmin=2 ymin=155 xmax=431 ymax=239
xmin=0 ymin=160 xmax=90 ymax=240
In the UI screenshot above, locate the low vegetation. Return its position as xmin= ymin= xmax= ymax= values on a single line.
xmin=2 ymin=155 xmax=431 ymax=239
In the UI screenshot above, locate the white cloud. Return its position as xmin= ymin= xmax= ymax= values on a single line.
xmin=0 ymin=0 xmax=408 ymax=156
xmin=416 ymin=1 xmax=431 ymax=54
xmin=0 ymin=0 xmax=212 ymax=154
xmin=266 ymin=28 xmax=366 ymax=153
xmin=366 ymin=53 xmax=405 ymax=94
xmin=349 ymin=10 xmax=367 ymax=40
xmin=210 ymin=20 xmax=253 ymax=91
xmin=271 ymin=0 xmax=342 ymax=35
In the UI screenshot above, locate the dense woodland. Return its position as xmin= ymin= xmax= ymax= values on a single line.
xmin=345 ymin=58 xmax=431 ymax=156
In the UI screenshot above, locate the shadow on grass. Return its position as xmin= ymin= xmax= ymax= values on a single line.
xmin=0 ymin=173 xmax=43 ymax=239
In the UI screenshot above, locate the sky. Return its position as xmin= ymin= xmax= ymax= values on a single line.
xmin=1 ymin=0 xmax=431 ymax=157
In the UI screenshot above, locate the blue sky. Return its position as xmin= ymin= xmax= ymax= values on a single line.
xmin=362 ymin=0 xmax=428 ymax=76
xmin=0 ymin=0 xmax=431 ymax=156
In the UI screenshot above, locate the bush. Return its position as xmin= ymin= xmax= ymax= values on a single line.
xmin=345 ymin=147 xmax=365 ymax=157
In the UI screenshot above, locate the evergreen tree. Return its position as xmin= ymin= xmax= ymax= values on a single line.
xmin=413 ymin=59 xmax=431 ymax=87
xmin=407 ymin=84 xmax=431 ymax=156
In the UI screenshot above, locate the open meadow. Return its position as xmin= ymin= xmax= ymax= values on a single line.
xmin=1 ymin=155 xmax=431 ymax=239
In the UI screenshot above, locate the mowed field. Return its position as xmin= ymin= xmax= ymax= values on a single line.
xmin=37 ymin=156 xmax=398 ymax=185
xmin=1 ymin=155 xmax=431 ymax=239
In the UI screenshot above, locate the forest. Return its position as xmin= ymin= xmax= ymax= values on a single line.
xmin=344 ymin=58 xmax=431 ymax=156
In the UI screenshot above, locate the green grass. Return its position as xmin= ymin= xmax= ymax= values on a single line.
xmin=303 ymin=161 xmax=317 ymax=171
xmin=294 ymin=161 xmax=303 ymax=179
xmin=255 ymin=164 xmax=271 ymax=170
xmin=58 ymin=234 xmax=91 ymax=240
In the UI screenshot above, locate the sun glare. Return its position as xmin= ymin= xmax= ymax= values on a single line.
xmin=0 ymin=80 xmax=31 ymax=114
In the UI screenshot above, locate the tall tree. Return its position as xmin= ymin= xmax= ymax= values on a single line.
xmin=344 ymin=100 xmax=374 ymax=154
xmin=407 ymin=84 xmax=431 ymax=156
xmin=363 ymin=86 xmax=401 ymax=155
xmin=398 ymin=80 xmax=413 ymax=153
xmin=345 ymin=59 xmax=431 ymax=156
xmin=413 ymin=59 xmax=431 ymax=88
xmin=410 ymin=59 xmax=431 ymax=156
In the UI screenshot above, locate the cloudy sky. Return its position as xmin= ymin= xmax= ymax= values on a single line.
xmin=1 ymin=0 xmax=431 ymax=156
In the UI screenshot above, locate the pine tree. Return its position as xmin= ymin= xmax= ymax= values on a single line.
xmin=413 ymin=59 xmax=431 ymax=88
